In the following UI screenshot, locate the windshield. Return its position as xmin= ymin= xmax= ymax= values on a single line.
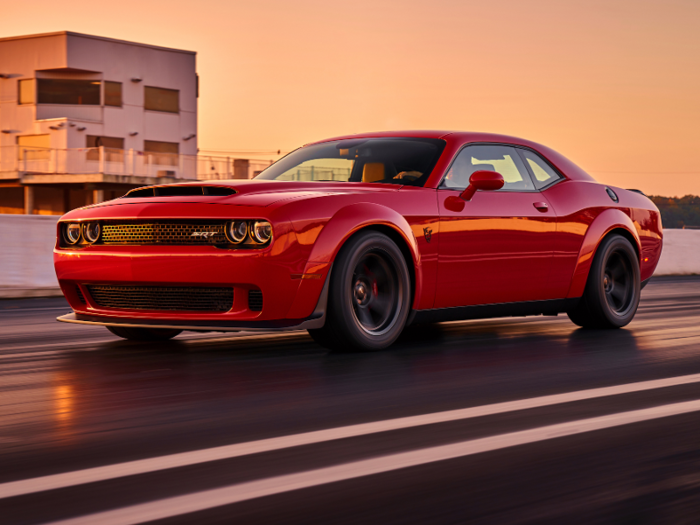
xmin=255 ymin=138 xmax=446 ymax=187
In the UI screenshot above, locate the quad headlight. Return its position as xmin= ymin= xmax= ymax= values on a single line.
xmin=227 ymin=220 xmax=248 ymax=244
xmin=252 ymin=221 xmax=272 ymax=244
xmin=83 ymin=222 xmax=101 ymax=243
xmin=225 ymin=220 xmax=273 ymax=245
xmin=65 ymin=223 xmax=82 ymax=244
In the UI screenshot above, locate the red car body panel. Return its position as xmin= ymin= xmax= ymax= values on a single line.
xmin=54 ymin=131 xmax=663 ymax=331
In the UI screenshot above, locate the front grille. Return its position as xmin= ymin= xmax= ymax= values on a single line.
xmin=75 ymin=286 xmax=86 ymax=304
xmin=248 ymin=290 xmax=263 ymax=311
xmin=87 ymin=285 xmax=233 ymax=312
xmin=101 ymin=222 xmax=227 ymax=245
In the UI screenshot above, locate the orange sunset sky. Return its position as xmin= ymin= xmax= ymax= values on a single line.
xmin=2 ymin=0 xmax=699 ymax=196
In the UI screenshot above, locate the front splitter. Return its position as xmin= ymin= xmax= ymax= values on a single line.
xmin=57 ymin=313 xmax=324 ymax=332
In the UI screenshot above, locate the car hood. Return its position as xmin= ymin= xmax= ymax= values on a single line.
xmin=98 ymin=180 xmax=401 ymax=209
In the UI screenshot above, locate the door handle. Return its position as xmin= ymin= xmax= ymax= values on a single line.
xmin=533 ymin=202 xmax=549 ymax=212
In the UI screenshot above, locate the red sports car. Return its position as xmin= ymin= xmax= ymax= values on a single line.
xmin=54 ymin=131 xmax=663 ymax=350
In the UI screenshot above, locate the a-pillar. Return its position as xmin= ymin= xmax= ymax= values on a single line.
xmin=23 ymin=186 xmax=34 ymax=215
xmin=93 ymin=189 xmax=105 ymax=204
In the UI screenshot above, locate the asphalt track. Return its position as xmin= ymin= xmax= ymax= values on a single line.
xmin=2 ymin=276 xmax=700 ymax=524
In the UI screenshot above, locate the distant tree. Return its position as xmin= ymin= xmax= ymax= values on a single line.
xmin=649 ymin=195 xmax=700 ymax=229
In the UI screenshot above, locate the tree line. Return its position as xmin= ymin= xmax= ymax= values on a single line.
xmin=649 ymin=195 xmax=700 ymax=229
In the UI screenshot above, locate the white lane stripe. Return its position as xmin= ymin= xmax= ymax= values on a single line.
xmin=45 ymin=399 xmax=700 ymax=525
xmin=3 ymin=372 xmax=700 ymax=499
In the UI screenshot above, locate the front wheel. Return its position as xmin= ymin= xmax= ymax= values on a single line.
xmin=308 ymin=231 xmax=411 ymax=351
xmin=567 ymin=234 xmax=641 ymax=329
xmin=106 ymin=325 xmax=182 ymax=341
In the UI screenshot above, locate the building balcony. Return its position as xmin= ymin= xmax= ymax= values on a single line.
xmin=0 ymin=146 xmax=272 ymax=183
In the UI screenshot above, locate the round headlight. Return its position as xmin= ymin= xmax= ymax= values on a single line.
xmin=227 ymin=220 xmax=248 ymax=244
xmin=252 ymin=221 xmax=272 ymax=244
xmin=84 ymin=222 xmax=101 ymax=243
xmin=65 ymin=223 xmax=82 ymax=244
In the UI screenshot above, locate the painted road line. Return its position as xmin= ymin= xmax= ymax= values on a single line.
xmin=3 ymin=372 xmax=700 ymax=499
xmin=45 ymin=398 xmax=700 ymax=525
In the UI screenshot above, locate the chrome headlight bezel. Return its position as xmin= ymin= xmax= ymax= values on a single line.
xmin=251 ymin=220 xmax=272 ymax=244
xmin=83 ymin=222 xmax=101 ymax=244
xmin=64 ymin=223 xmax=82 ymax=245
xmin=226 ymin=220 xmax=249 ymax=244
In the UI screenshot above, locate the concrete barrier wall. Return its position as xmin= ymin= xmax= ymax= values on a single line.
xmin=654 ymin=229 xmax=700 ymax=276
xmin=0 ymin=215 xmax=697 ymax=299
xmin=0 ymin=214 xmax=61 ymax=298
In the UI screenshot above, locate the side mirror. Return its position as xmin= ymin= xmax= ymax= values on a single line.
xmin=460 ymin=170 xmax=505 ymax=201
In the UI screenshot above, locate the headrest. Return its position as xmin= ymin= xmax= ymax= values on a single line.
xmin=362 ymin=162 xmax=385 ymax=183
xmin=470 ymin=163 xmax=496 ymax=174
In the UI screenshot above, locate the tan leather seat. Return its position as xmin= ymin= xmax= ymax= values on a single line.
xmin=362 ymin=162 xmax=385 ymax=183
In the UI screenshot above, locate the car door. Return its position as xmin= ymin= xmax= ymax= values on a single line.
xmin=435 ymin=144 xmax=557 ymax=308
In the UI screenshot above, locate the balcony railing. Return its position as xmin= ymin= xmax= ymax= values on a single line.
xmin=0 ymin=146 xmax=272 ymax=181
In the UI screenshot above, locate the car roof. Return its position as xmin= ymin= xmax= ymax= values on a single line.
xmin=306 ymin=131 xmax=597 ymax=183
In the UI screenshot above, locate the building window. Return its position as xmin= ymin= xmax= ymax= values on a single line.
xmin=104 ymin=81 xmax=122 ymax=107
xmin=37 ymin=79 xmax=101 ymax=105
xmin=18 ymin=79 xmax=35 ymax=104
xmin=86 ymin=135 xmax=125 ymax=161
xmin=17 ymin=135 xmax=50 ymax=160
xmin=144 ymin=140 xmax=179 ymax=165
xmin=144 ymin=86 xmax=179 ymax=113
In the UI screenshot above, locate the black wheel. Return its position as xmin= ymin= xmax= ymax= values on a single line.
xmin=567 ymin=234 xmax=640 ymax=329
xmin=106 ymin=325 xmax=182 ymax=341
xmin=308 ymin=231 xmax=411 ymax=351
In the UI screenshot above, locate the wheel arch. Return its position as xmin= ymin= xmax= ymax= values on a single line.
xmin=566 ymin=209 xmax=641 ymax=299
xmin=307 ymin=203 xmax=422 ymax=309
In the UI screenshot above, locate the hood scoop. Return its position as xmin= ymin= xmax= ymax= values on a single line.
xmin=126 ymin=186 xmax=236 ymax=198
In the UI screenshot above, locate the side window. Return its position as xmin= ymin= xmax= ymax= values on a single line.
xmin=442 ymin=144 xmax=534 ymax=191
xmin=519 ymin=149 xmax=562 ymax=190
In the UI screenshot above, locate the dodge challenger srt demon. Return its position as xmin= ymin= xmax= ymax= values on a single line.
xmin=54 ymin=131 xmax=663 ymax=351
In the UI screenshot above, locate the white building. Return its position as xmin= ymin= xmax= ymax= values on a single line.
xmin=0 ymin=31 xmax=268 ymax=215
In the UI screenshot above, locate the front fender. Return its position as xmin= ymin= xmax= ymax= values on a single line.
xmin=285 ymin=203 xmax=422 ymax=318
xmin=567 ymin=208 xmax=641 ymax=298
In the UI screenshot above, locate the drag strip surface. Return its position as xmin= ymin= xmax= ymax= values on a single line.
xmin=2 ymin=276 xmax=700 ymax=524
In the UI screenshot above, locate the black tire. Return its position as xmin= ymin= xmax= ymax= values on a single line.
xmin=567 ymin=234 xmax=641 ymax=329
xmin=106 ymin=325 xmax=182 ymax=341
xmin=308 ymin=231 xmax=411 ymax=351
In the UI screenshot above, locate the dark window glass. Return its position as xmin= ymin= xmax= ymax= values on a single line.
xmin=104 ymin=81 xmax=122 ymax=107
xmin=256 ymin=138 xmax=446 ymax=187
xmin=144 ymin=86 xmax=179 ymax=113
xmin=18 ymin=79 xmax=35 ymax=104
xmin=86 ymin=135 xmax=125 ymax=149
xmin=442 ymin=144 xmax=535 ymax=191
xmin=144 ymin=140 xmax=179 ymax=166
xmin=37 ymin=79 xmax=101 ymax=105
xmin=519 ymin=149 xmax=563 ymax=189
xmin=86 ymin=136 xmax=125 ymax=161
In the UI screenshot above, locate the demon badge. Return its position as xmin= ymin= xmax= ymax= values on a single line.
xmin=423 ymin=227 xmax=433 ymax=243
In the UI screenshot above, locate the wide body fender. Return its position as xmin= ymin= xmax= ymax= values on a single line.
xmin=285 ymin=203 xmax=422 ymax=318
xmin=567 ymin=208 xmax=641 ymax=299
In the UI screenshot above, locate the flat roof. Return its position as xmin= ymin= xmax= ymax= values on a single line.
xmin=0 ymin=31 xmax=196 ymax=55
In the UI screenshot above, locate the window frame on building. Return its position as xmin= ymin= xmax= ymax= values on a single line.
xmin=144 ymin=86 xmax=179 ymax=114
xmin=36 ymin=78 xmax=102 ymax=106
xmin=104 ymin=81 xmax=123 ymax=107
xmin=18 ymin=79 xmax=36 ymax=105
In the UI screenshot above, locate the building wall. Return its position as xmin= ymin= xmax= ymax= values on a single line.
xmin=0 ymin=32 xmax=197 ymax=157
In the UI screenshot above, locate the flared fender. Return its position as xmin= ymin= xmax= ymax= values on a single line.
xmin=566 ymin=208 xmax=641 ymax=299
xmin=285 ymin=203 xmax=422 ymax=319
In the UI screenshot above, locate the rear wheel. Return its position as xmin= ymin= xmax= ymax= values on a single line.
xmin=567 ymin=234 xmax=640 ymax=329
xmin=106 ymin=326 xmax=182 ymax=341
xmin=308 ymin=231 xmax=411 ymax=351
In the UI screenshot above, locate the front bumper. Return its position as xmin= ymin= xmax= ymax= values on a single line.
xmin=54 ymin=244 xmax=329 ymax=327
